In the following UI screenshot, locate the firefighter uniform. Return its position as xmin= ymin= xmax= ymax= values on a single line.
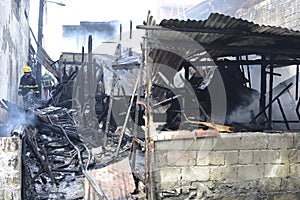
xmin=18 ymin=66 xmax=40 ymax=108
xmin=41 ymin=71 xmax=55 ymax=99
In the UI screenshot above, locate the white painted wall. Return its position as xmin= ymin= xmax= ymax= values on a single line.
xmin=0 ymin=0 xmax=30 ymax=104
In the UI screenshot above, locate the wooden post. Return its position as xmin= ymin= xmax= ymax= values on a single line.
xmin=259 ymin=55 xmax=267 ymax=124
xmin=144 ymin=11 xmax=156 ymax=200
xmin=268 ymin=55 xmax=274 ymax=129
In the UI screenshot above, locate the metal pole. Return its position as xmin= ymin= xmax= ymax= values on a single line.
xmin=37 ymin=0 xmax=44 ymax=96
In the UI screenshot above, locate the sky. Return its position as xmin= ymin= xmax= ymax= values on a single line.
xmin=29 ymin=0 xmax=203 ymax=59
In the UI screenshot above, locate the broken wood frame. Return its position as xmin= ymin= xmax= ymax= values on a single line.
xmin=137 ymin=12 xmax=300 ymax=199
xmin=137 ymin=19 xmax=300 ymax=131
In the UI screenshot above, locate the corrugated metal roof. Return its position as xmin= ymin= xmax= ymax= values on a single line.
xmin=137 ymin=13 xmax=300 ymax=58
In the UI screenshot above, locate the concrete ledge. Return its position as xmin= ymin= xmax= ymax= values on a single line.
xmin=0 ymin=137 xmax=21 ymax=200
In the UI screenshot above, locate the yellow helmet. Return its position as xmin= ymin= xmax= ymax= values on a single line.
xmin=23 ymin=66 xmax=32 ymax=73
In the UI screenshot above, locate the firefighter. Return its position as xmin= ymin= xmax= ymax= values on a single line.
xmin=18 ymin=66 xmax=40 ymax=109
xmin=41 ymin=70 xmax=55 ymax=99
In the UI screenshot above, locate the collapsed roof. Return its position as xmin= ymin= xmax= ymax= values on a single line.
xmin=138 ymin=12 xmax=300 ymax=63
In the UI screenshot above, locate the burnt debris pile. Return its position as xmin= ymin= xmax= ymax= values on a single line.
xmin=1 ymin=100 xmax=88 ymax=199
xmin=0 ymin=60 xmax=144 ymax=199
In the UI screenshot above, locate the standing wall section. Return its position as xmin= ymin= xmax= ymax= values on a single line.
xmin=153 ymin=131 xmax=300 ymax=199
xmin=236 ymin=0 xmax=300 ymax=30
xmin=0 ymin=0 xmax=30 ymax=103
xmin=0 ymin=137 xmax=22 ymax=200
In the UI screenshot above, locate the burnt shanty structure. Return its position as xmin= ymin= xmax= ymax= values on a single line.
xmin=136 ymin=13 xmax=300 ymax=199
xmin=138 ymin=12 xmax=300 ymax=131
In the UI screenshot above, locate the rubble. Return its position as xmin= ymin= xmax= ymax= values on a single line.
xmin=0 ymin=97 xmax=142 ymax=199
xmin=3 ymin=11 xmax=300 ymax=199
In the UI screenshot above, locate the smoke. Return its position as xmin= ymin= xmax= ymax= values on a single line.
xmin=226 ymin=95 xmax=259 ymax=125
xmin=1 ymin=99 xmax=38 ymax=137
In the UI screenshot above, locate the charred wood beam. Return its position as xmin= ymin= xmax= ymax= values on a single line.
xmin=246 ymin=55 xmax=251 ymax=88
xmin=52 ymin=153 xmax=78 ymax=169
xmin=250 ymin=82 xmax=293 ymax=124
xmin=24 ymin=134 xmax=58 ymax=189
xmin=276 ymin=98 xmax=290 ymax=130
xmin=39 ymin=122 xmax=81 ymax=143
xmin=187 ymin=59 xmax=300 ymax=68
xmin=51 ymin=169 xmax=81 ymax=173
xmin=44 ymin=114 xmax=108 ymax=199
xmin=112 ymin=63 xmax=140 ymax=70
xmin=273 ymin=120 xmax=299 ymax=123
xmin=137 ymin=25 xmax=247 ymax=35
xmin=62 ymin=61 xmax=85 ymax=66
xmin=260 ymin=57 xmax=267 ymax=124
xmin=115 ymin=70 xmax=141 ymax=157
xmin=296 ymin=99 xmax=300 ymax=120
xmin=296 ymin=64 xmax=299 ymax=100
xmin=265 ymin=71 xmax=281 ymax=76
xmin=268 ymin=55 xmax=275 ymax=129
xmin=47 ymin=151 xmax=76 ymax=157
xmin=103 ymin=72 xmax=118 ymax=147
xmin=153 ymin=94 xmax=181 ymax=109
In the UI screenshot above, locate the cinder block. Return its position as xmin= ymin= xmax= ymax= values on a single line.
xmin=238 ymin=165 xmax=264 ymax=180
xmin=268 ymin=133 xmax=294 ymax=149
xmin=225 ymin=151 xmax=239 ymax=165
xmin=187 ymin=137 xmax=219 ymax=151
xmin=159 ymin=167 xmax=182 ymax=191
xmin=294 ymin=133 xmax=300 ymax=149
xmin=182 ymin=166 xmax=210 ymax=183
xmin=278 ymin=150 xmax=290 ymax=164
xmin=289 ymin=149 xmax=300 ymax=163
xmin=155 ymin=151 xmax=168 ymax=168
xmin=253 ymin=150 xmax=279 ymax=164
xmin=196 ymin=151 xmax=225 ymax=166
xmin=196 ymin=151 xmax=210 ymax=166
xmin=240 ymin=133 xmax=268 ymax=150
xmin=264 ymin=164 xmax=289 ymax=178
xmin=155 ymin=140 xmax=186 ymax=151
xmin=213 ymin=134 xmax=241 ymax=150
xmin=210 ymin=166 xmax=238 ymax=181
xmin=290 ymin=163 xmax=300 ymax=177
xmin=239 ymin=150 xmax=253 ymax=164
xmin=208 ymin=151 xmax=225 ymax=166
xmin=167 ymin=151 xmax=196 ymax=166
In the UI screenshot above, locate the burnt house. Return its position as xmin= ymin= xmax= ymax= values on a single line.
xmin=136 ymin=13 xmax=300 ymax=199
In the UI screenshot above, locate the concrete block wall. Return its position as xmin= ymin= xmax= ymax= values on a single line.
xmin=236 ymin=0 xmax=300 ymax=30
xmin=0 ymin=137 xmax=22 ymax=200
xmin=153 ymin=132 xmax=300 ymax=199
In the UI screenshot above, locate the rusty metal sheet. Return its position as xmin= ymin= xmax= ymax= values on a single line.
xmin=84 ymin=157 xmax=136 ymax=200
